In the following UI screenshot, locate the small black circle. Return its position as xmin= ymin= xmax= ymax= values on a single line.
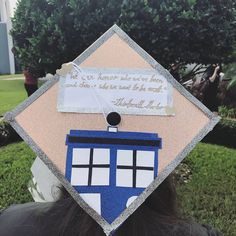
xmin=106 ymin=112 xmax=121 ymax=126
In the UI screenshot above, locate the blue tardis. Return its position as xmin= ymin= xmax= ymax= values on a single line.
xmin=65 ymin=129 xmax=162 ymax=223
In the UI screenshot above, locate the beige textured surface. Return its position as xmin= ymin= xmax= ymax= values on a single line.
xmin=16 ymin=34 xmax=209 ymax=174
xmin=81 ymin=34 xmax=151 ymax=68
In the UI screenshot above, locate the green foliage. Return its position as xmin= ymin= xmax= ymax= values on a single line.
xmin=11 ymin=0 xmax=123 ymax=77
xmin=11 ymin=0 xmax=236 ymax=77
xmin=177 ymin=143 xmax=236 ymax=236
xmin=0 ymin=142 xmax=35 ymax=209
xmin=224 ymin=63 xmax=236 ymax=79
xmin=227 ymin=78 xmax=236 ymax=90
xmin=219 ymin=106 xmax=236 ymax=119
xmin=119 ymin=0 xmax=236 ymax=68
xmin=224 ymin=63 xmax=236 ymax=90
xmin=203 ymin=118 xmax=236 ymax=148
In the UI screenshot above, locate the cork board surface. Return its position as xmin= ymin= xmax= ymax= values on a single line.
xmin=15 ymin=34 xmax=210 ymax=175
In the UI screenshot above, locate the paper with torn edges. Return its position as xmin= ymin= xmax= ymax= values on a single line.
xmin=57 ymin=67 xmax=175 ymax=116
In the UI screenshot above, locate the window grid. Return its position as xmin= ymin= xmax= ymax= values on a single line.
xmin=117 ymin=150 xmax=154 ymax=188
xmin=72 ymin=148 xmax=110 ymax=186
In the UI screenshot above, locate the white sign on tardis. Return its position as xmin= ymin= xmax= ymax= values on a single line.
xmin=65 ymin=129 xmax=162 ymax=223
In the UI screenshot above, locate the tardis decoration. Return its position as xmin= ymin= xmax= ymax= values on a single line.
xmin=65 ymin=129 xmax=162 ymax=223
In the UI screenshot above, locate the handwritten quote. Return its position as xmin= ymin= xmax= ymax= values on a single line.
xmin=57 ymin=68 xmax=174 ymax=116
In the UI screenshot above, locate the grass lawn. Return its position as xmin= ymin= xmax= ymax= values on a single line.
xmin=0 ymin=142 xmax=235 ymax=236
xmin=0 ymin=142 xmax=34 ymax=209
xmin=0 ymin=78 xmax=27 ymax=116
xmin=0 ymin=74 xmax=23 ymax=80
xmin=177 ymin=143 xmax=236 ymax=236
xmin=0 ymin=74 xmax=45 ymax=117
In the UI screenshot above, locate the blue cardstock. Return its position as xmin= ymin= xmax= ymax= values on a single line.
xmin=65 ymin=130 xmax=162 ymax=223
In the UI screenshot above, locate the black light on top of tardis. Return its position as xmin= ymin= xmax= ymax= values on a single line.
xmin=65 ymin=129 xmax=162 ymax=223
xmin=106 ymin=112 xmax=121 ymax=126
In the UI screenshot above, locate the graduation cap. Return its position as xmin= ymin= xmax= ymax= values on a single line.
xmin=5 ymin=25 xmax=220 ymax=235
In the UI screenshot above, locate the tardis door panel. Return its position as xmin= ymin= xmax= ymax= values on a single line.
xmin=65 ymin=130 xmax=161 ymax=224
xmin=66 ymin=145 xmax=159 ymax=223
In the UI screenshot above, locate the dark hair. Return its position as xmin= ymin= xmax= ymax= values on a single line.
xmin=45 ymin=175 xmax=186 ymax=236
xmin=202 ymin=64 xmax=222 ymax=81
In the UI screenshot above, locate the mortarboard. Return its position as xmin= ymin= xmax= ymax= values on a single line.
xmin=5 ymin=25 xmax=220 ymax=235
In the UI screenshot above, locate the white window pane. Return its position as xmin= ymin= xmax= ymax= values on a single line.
xmin=136 ymin=151 xmax=155 ymax=167
xmin=117 ymin=150 xmax=133 ymax=166
xmin=126 ymin=196 xmax=138 ymax=207
xmin=116 ymin=169 xmax=133 ymax=187
xmin=136 ymin=170 xmax=154 ymax=188
xmin=91 ymin=168 xmax=110 ymax=186
xmin=93 ymin=148 xmax=110 ymax=164
xmin=71 ymin=168 xmax=89 ymax=186
xmin=80 ymin=193 xmax=101 ymax=215
xmin=72 ymin=148 xmax=90 ymax=165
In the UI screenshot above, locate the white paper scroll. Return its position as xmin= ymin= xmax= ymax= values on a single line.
xmin=57 ymin=67 xmax=175 ymax=116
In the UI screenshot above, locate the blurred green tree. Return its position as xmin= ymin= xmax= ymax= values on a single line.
xmin=11 ymin=0 xmax=236 ymax=77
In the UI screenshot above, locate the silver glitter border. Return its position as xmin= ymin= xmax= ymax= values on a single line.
xmin=4 ymin=24 xmax=220 ymax=235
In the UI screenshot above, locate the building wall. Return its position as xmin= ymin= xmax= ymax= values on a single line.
xmin=0 ymin=22 xmax=10 ymax=74
xmin=0 ymin=0 xmax=16 ymax=74
xmin=0 ymin=0 xmax=17 ymax=21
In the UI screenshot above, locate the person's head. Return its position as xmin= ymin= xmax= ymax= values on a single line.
xmin=47 ymin=175 xmax=182 ymax=236
xmin=23 ymin=68 xmax=30 ymax=77
xmin=202 ymin=64 xmax=222 ymax=81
